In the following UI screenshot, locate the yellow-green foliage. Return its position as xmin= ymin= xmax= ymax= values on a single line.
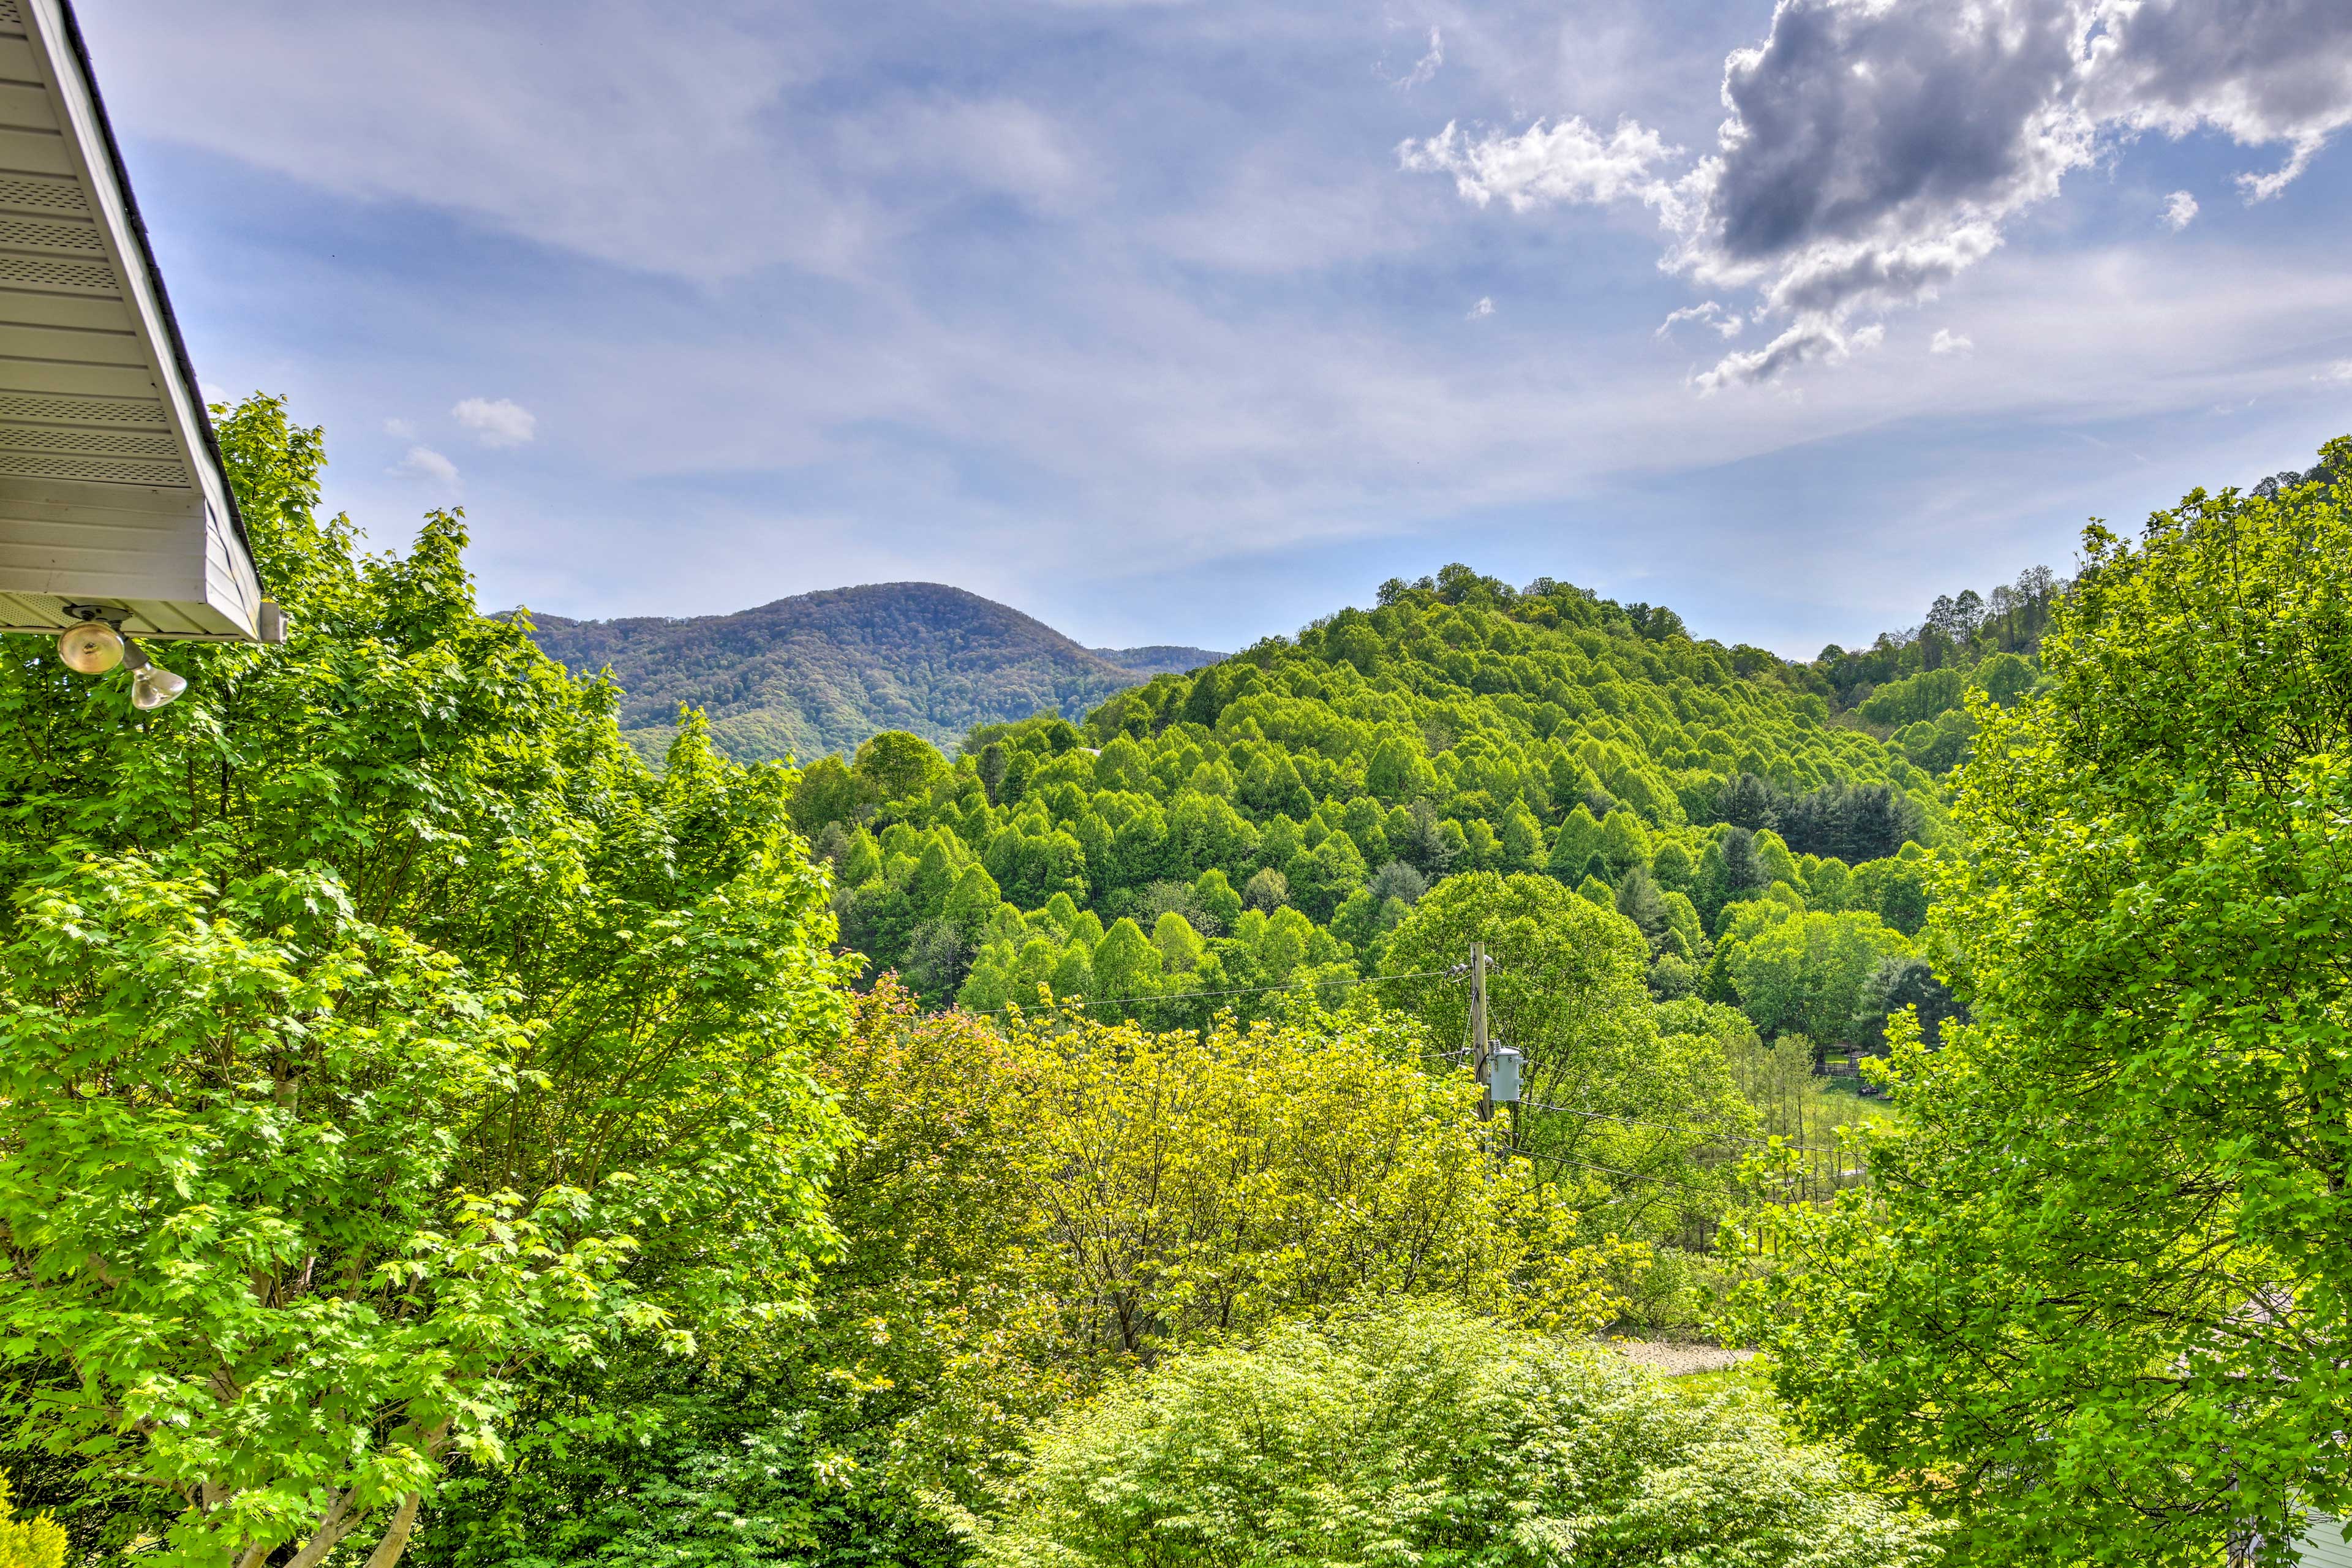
xmin=1727 ymin=440 xmax=2352 ymax=1562
xmin=1712 ymin=902 xmax=1916 ymax=1043
xmin=0 ymin=1476 xmax=64 ymax=1568
xmin=418 ymin=982 xmax=1649 ymax=1556
xmin=997 ymin=1001 xmax=1640 ymax=1354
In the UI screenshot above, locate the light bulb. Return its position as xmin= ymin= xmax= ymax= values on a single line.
xmin=58 ymin=619 xmax=123 ymax=673
xmin=120 ymin=636 xmax=188 ymax=710
xmin=130 ymin=663 xmax=187 ymax=710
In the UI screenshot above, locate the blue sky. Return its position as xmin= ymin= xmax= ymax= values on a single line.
xmin=86 ymin=0 xmax=2352 ymax=657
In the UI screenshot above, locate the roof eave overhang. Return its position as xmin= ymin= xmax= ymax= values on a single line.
xmin=0 ymin=0 xmax=269 ymax=644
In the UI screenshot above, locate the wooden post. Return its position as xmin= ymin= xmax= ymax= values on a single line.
xmin=1471 ymin=941 xmax=1490 ymax=1121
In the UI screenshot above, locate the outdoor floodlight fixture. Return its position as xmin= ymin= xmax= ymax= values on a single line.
xmin=58 ymin=605 xmax=187 ymax=710
xmin=56 ymin=614 xmax=122 ymax=673
xmin=120 ymin=636 xmax=187 ymax=710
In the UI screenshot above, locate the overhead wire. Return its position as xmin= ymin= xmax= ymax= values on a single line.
xmin=1509 ymin=1141 xmax=1868 ymax=1200
xmin=955 ymin=940 xmax=1868 ymax=1194
xmin=1514 ymin=1097 xmax=1858 ymax=1158
xmin=1479 ymin=971 xmax=1869 ymax=1185
xmin=960 ymin=963 xmax=1466 ymax=1023
xmin=1504 ymin=1145 xmax=1734 ymax=1200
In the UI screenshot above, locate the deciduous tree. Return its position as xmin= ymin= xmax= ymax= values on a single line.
xmin=1730 ymin=441 xmax=2352 ymax=1564
xmin=0 ymin=399 xmax=851 ymax=1566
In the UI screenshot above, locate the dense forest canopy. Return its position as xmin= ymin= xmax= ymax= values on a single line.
xmin=0 ymin=399 xmax=853 ymax=1566
xmin=789 ymin=558 xmax=2062 ymax=1069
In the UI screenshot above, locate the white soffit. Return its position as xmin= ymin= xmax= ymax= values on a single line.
xmin=0 ymin=0 xmax=266 ymax=643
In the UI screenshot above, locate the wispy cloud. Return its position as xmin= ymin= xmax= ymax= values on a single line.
xmin=1695 ymin=322 xmax=1882 ymax=394
xmin=453 ymin=397 xmax=537 ymax=447
xmin=1394 ymin=27 xmax=1442 ymax=91
xmin=2318 ymin=360 xmax=2352 ymax=384
xmin=1656 ymin=301 xmax=1742 ymax=341
xmin=837 ymin=96 xmax=1091 ymax=214
xmin=2161 ymin=190 xmax=2199 ymax=231
xmin=83 ymin=0 xmax=2352 ymax=658
xmin=1931 ymin=329 xmax=1973 ymax=356
xmin=1468 ymin=295 xmax=1494 ymax=319
xmin=86 ymin=6 xmax=859 ymax=284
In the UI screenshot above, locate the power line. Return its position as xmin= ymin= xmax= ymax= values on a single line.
xmin=1472 ymin=972 xmax=1879 ymax=1161
xmin=954 ymin=945 xmax=1865 ymax=1200
xmin=1509 ymin=1143 xmax=1867 ymax=1200
xmin=1515 ymin=1097 xmax=1857 ymax=1158
xmin=1506 ymin=1145 xmax=1734 ymax=1200
xmin=960 ymin=964 xmax=1466 ymax=1022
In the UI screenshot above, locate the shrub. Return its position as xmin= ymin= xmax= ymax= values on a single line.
xmin=984 ymin=1302 xmax=1940 ymax=1568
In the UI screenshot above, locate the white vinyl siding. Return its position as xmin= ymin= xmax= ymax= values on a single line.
xmin=2298 ymin=1514 xmax=2352 ymax=1568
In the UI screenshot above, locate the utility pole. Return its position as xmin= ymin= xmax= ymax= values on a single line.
xmin=1470 ymin=940 xmax=1490 ymax=1121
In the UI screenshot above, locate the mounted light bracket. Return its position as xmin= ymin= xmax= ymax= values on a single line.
xmin=55 ymin=601 xmax=187 ymax=707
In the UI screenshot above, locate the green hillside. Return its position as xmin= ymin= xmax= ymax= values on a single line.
xmin=784 ymin=564 xmax=2015 ymax=1056
xmin=518 ymin=582 xmax=1222 ymax=762
xmin=1089 ymin=644 xmax=1225 ymax=675
xmin=1803 ymin=563 xmax=2065 ymax=777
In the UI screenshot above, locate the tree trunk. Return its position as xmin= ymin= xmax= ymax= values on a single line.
xmin=283 ymin=1490 xmax=360 ymax=1568
xmin=361 ymin=1492 xmax=423 ymax=1568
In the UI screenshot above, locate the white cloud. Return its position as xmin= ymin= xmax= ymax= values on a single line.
xmin=2081 ymin=1 xmax=2352 ymax=204
xmin=394 ymin=445 xmax=461 ymax=486
xmin=1656 ymin=301 xmax=1743 ymax=340
xmin=74 ymin=0 xmax=2352 ymax=654
xmin=453 ymin=396 xmax=537 ymax=448
xmin=1397 ymin=116 xmax=1675 ymax=213
xmin=1931 ymin=328 xmax=1975 ymax=356
xmin=2318 ymin=360 xmax=2352 ymax=384
xmin=1407 ymin=0 xmax=2352 ymax=387
xmin=2162 ymin=190 xmax=2199 ymax=230
xmin=1468 ymin=295 xmax=1494 ymax=318
xmin=201 ymin=381 xmax=231 ymax=405
xmin=383 ymin=417 xmax=416 ymax=439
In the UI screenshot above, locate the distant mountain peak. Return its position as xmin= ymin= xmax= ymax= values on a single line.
xmin=518 ymin=582 xmax=1223 ymax=763
xmin=1090 ymin=644 xmax=1225 ymax=676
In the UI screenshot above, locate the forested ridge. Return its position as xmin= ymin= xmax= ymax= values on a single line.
xmin=793 ymin=560 xmax=2064 ymax=1068
xmin=519 ymin=582 xmax=1221 ymax=763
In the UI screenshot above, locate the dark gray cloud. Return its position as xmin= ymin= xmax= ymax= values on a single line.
xmin=1702 ymin=0 xmax=2085 ymax=263
xmin=2084 ymin=0 xmax=2352 ymax=197
xmin=1406 ymin=0 xmax=2352 ymax=386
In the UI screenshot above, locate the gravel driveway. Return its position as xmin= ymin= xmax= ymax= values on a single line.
xmin=1607 ymin=1340 xmax=1757 ymax=1376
